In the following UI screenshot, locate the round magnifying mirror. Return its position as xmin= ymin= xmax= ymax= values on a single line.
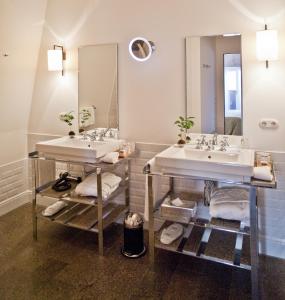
xmin=129 ymin=37 xmax=155 ymax=62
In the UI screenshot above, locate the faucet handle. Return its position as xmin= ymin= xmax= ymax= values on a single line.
xmin=222 ymin=136 xmax=229 ymax=146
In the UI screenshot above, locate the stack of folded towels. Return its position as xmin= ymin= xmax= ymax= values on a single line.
xmin=209 ymin=166 xmax=273 ymax=223
xmin=75 ymin=172 xmax=121 ymax=200
xmin=209 ymin=187 xmax=249 ymax=223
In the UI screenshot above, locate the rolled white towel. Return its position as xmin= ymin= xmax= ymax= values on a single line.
xmin=253 ymin=166 xmax=273 ymax=181
xmin=42 ymin=201 xmax=67 ymax=217
xmin=75 ymin=172 xmax=121 ymax=199
xmin=101 ymin=152 xmax=119 ymax=164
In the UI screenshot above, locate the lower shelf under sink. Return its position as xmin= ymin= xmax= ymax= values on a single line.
xmin=38 ymin=202 xmax=127 ymax=233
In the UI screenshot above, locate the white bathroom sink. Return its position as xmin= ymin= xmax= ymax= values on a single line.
xmin=36 ymin=136 xmax=124 ymax=163
xmin=154 ymin=145 xmax=255 ymax=182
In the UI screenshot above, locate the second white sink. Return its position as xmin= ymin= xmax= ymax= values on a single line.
xmin=155 ymin=145 xmax=255 ymax=182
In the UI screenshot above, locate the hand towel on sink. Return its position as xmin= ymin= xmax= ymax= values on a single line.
xmin=253 ymin=166 xmax=273 ymax=181
xmin=100 ymin=152 xmax=119 ymax=164
xmin=75 ymin=172 xmax=121 ymax=199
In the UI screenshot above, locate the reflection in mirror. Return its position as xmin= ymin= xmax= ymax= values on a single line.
xmin=186 ymin=35 xmax=242 ymax=136
xmin=224 ymin=53 xmax=242 ymax=135
xmin=78 ymin=44 xmax=118 ymax=132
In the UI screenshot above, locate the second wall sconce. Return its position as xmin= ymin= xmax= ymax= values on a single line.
xmin=256 ymin=25 xmax=278 ymax=68
xmin=47 ymin=45 xmax=66 ymax=76
xmin=129 ymin=37 xmax=155 ymax=62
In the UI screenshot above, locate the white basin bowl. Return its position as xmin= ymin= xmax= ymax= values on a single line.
xmin=184 ymin=147 xmax=240 ymax=163
xmin=155 ymin=145 xmax=255 ymax=182
xmin=36 ymin=136 xmax=124 ymax=163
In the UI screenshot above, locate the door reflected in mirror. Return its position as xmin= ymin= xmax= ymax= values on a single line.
xmin=78 ymin=44 xmax=118 ymax=132
xmin=186 ymin=34 xmax=242 ymax=136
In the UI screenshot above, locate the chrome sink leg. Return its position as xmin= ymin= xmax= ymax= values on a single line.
xmin=250 ymin=186 xmax=259 ymax=300
xmin=148 ymin=174 xmax=154 ymax=265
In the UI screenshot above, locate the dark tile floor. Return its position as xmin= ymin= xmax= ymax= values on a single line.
xmin=0 ymin=204 xmax=284 ymax=300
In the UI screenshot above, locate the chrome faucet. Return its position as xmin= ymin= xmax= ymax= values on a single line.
xmin=205 ymin=141 xmax=212 ymax=151
xmin=81 ymin=129 xmax=98 ymax=141
xmin=103 ymin=128 xmax=111 ymax=137
xmin=222 ymin=136 xmax=229 ymax=147
xmin=195 ymin=139 xmax=202 ymax=149
xmin=200 ymin=135 xmax=207 ymax=146
xmin=219 ymin=137 xmax=229 ymax=151
xmin=212 ymin=133 xmax=218 ymax=146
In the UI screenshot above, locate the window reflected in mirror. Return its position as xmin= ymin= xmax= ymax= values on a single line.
xmin=224 ymin=53 xmax=242 ymax=135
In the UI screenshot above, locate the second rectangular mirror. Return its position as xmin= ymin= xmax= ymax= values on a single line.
xmin=186 ymin=34 xmax=242 ymax=136
xmin=78 ymin=43 xmax=118 ymax=133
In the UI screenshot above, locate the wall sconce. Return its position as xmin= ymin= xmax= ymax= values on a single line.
xmin=47 ymin=45 xmax=66 ymax=75
xmin=256 ymin=25 xmax=278 ymax=68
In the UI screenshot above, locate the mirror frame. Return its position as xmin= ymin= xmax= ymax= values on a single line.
xmin=185 ymin=34 xmax=243 ymax=136
xmin=78 ymin=43 xmax=119 ymax=132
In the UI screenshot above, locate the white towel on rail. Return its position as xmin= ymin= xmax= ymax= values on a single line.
xmin=144 ymin=158 xmax=163 ymax=221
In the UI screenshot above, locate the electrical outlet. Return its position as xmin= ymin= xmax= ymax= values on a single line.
xmin=259 ymin=119 xmax=279 ymax=129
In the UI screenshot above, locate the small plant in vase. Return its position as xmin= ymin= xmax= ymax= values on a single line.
xmin=59 ymin=111 xmax=75 ymax=138
xmin=174 ymin=116 xmax=195 ymax=145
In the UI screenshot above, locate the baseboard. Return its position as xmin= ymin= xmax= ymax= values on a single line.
xmin=0 ymin=190 xmax=31 ymax=216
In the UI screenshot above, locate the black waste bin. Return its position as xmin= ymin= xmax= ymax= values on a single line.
xmin=121 ymin=212 xmax=146 ymax=258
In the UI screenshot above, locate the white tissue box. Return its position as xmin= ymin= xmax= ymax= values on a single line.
xmin=160 ymin=197 xmax=197 ymax=223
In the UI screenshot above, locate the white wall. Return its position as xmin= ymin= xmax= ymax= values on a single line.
xmin=28 ymin=0 xmax=285 ymax=150
xmin=0 ymin=0 xmax=47 ymax=165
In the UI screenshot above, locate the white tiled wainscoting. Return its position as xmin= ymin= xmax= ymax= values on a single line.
xmin=0 ymin=159 xmax=30 ymax=216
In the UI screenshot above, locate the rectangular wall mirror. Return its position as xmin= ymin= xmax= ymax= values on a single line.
xmin=186 ymin=34 xmax=242 ymax=136
xmin=78 ymin=43 xmax=118 ymax=132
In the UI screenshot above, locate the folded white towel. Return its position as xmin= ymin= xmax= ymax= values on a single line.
xmin=42 ymin=201 xmax=67 ymax=217
xmin=209 ymin=187 xmax=249 ymax=222
xmin=253 ymin=166 xmax=273 ymax=181
xmin=75 ymin=172 xmax=121 ymax=199
xmin=101 ymin=152 xmax=119 ymax=164
xmin=210 ymin=202 xmax=249 ymax=222
xmin=210 ymin=187 xmax=249 ymax=205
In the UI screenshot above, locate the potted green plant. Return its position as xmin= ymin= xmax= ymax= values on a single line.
xmin=59 ymin=111 xmax=75 ymax=138
xmin=174 ymin=116 xmax=195 ymax=145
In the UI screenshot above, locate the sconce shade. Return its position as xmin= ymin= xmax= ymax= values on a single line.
xmin=256 ymin=29 xmax=278 ymax=61
xmin=47 ymin=49 xmax=63 ymax=71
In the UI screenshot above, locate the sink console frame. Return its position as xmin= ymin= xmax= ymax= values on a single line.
xmin=29 ymin=151 xmax=130 ymax=256
xmin=144 ymin=164 xmax=276 ymax=300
